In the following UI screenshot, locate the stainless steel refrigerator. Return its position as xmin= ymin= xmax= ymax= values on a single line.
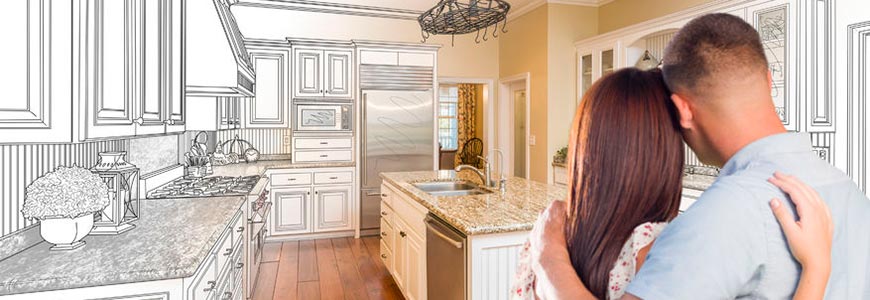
xmin=360 ymin=89 xmax=435 ymax=232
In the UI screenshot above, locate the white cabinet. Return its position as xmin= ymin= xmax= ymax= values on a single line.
xmin=314 ymin=185 xmax=353 ymax=232
xmin=380 ymin=182 xmax=427 ymax=300
xmin=0 ymin=0 xmax=73 ymax=143
xmin=267 ymin=167 xmax=356 ymax=239
xmin=293 ymin=47 xmax=354 ymax=100
xmin=186 ymin=97 xmax=242 ymax=131
xmin=246 ymin=45 xmax=291 ymax=128
xmin=82 ymin=0 xmax=185 ymax=140
xmin=271 ymin=187 xmax=312 ymax=235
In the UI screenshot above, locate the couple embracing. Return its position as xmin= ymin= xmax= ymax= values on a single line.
xmin=513 ymin=13 xmax=870 ymax=300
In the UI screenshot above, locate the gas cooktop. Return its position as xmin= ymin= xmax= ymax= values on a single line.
xmin=147 ymin=175 xmax=261 ymax=199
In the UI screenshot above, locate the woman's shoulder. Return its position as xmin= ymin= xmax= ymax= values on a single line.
xmin=607 ymin=222 xmax=668 ymax=299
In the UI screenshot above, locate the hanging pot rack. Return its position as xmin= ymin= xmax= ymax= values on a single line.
xmin=418 ymin=0 xmax=511 ymax=46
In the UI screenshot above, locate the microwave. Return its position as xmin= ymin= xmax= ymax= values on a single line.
xmin=293 ymin=103 xmax=352 ymax=132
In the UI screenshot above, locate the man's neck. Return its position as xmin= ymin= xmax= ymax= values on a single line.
xmin=716 ymin=117 xmax=787 ymax=165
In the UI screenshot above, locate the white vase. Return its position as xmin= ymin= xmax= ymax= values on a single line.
xmin=39 ymin=213 xmax=95 ymax=251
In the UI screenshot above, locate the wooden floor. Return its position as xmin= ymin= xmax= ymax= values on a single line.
xmin=252 ymin=236 xmax=405 ymax=300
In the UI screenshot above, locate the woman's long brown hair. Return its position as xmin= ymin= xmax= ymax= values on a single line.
xmin=565 ymin=68 xmax=684 ymax=299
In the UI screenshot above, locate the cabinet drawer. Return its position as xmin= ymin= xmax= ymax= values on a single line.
xmin=379 ymin=201 xmax=394 ymax=225
xmin=294 ymin=137 xmax=352 ymax=149
xmin=189 ymin=253 xmax=217 ymax=300
xmin=398 ymin=52 xmax=434 ymax=67
xmin=380 ymin=240 xmax=393 ymax=274
xmin=216 ymin=230 xmax=234 ymax=272
xmin=380 ymin=216 xmax=394 ymax=252
xmin=314 ymin=171 xmax=353 ymax=184
xmin=230 ymin=211 xmax=244 ymax=245
xmin=271 ymin=172 xmax=312 ymax=186
xmin=294 ymin=150 xmax=352 ymax=162
xmin=380 ymin=184 xmax=395 ymax=208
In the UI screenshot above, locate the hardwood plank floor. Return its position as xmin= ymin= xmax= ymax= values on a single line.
xmin=253 ymin=237 xmax=404 ymax=300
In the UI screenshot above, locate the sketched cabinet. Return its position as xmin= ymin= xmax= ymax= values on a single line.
xmin=293 ymin=47 xmax=353 ymax=100
xmin=81 ymin=0 xmax=186 ymax=140
xmin=0 ymin=0 xmax=76 ymax=143
xmin=271 ymin=187 xmax=312 ymax=235
xmin=747 ymin=1 xmax=798 ymax=131
xmin=246 ymin=47 xmax=291 ymax=128
xmin=313 ymin=185 xmax=353 ymax=232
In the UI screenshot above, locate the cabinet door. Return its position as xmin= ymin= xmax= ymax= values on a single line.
xmin=82 ymin=0 xmax=140 ymax=139
xmin=294 ymin=49 xmax=323 ymax=98
xmin=404 ymin=231 xmax=426 ymax=300
xmin=313 ymin=185 xmax=353 ymax=232
xmin=164 ymin=0 xmax=185 ymax=133
xmin=392 ymin=220 xmax=407 ymax=291
xmin=271 ymin=187 xmax=311 ymax=235
xmin=247 ymin=48 xmax=290 ymax=128
xmin=188 ymin=252 xmax=217 ymax=300
xmin=0 ymin=0 xmax=73 ymax=143
xmin=323 ymin=50 xmax=353 ymax=99
xmin=748 ymin=0 xmax=797 ymax=131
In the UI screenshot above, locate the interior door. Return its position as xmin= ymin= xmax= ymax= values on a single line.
xmin=84 ymin=0 xmax=140 ymax=139
xmin=295 ymin=49 xmax=323 ymax=98
xmin=271 ymin=187 xmax=311 ymax=235
xmin=835 ymin=0 xmax=870 ymax=196
xmin=324 ymin=50 xmax=353 ymax=99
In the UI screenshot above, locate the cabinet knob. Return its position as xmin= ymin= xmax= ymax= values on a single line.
xmin=222 ymin=292 xmax=233 ymax=300
xmin=381 ymin=254 xmax=387 ymax=259
xmin=380 ymin=211 xmax=387 ymax=216
xmin=203 ymin=281 xmax=216 ymax=292
xmin=381 ymin=231 xmax=387 ymax=237
xmin=164 ymin=119 xmax=176 ymax=125
xmin=399 ymin=231 xmax=407 ymax=238
xmin=134 ymin=117 xmax=145 ymax=125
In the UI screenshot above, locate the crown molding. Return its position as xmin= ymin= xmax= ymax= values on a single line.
xmin=507 ymin=0 xmax=611 ymax=22
xmin=234 ymin=0 xmax=422 ymax=20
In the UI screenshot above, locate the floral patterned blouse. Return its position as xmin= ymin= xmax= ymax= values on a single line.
xmin=511 ymin=222 xmax=668 ymax=300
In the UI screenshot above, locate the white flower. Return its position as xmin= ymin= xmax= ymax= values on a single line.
xmin=21 ymin=166 xmax=110 ymax=219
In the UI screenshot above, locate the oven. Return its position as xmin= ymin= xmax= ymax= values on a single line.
xmin=246 ymin=180 xmax=271 ymax=299
xmin=293 ymin=102 xmax=352 ymax=132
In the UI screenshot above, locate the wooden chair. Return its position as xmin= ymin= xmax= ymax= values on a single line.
xmin=458 ymin=138 xmax=484 ymax=168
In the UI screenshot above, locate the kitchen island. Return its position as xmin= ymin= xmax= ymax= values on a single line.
xmin=0 ymin=196 xmax=244 ymax=298
xmin=378 ymin=170 xmax=567 ymax=300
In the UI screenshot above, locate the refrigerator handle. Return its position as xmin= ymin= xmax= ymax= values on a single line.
xmin=360 ymin=92 xmax=368 ymax=187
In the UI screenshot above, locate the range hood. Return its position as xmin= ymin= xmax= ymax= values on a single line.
xmin=186 ymin=0 xmax=255 ymax=97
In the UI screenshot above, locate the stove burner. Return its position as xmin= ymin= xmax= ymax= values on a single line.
xmin=147 ymin=175 xmax=260 ymax=199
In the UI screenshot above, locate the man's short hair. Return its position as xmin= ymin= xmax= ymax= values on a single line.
xmin=662 ymin=13 xmax=768 ymax=100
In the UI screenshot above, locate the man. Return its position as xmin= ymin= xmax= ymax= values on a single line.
xmin=530 ymin=13 xmax=870 ymax=299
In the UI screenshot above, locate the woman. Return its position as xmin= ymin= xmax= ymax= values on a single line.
xmin=511 ymin=68 xmax=833 ymax=299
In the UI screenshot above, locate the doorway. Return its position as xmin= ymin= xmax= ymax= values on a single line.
xmin=436 ymin=78 xmax=494 ymax=171
xmin=498 ymin=73 xmax=531 ymax=179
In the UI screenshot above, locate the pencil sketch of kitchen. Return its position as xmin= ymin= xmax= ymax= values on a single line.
xmin=0 ymin=0 xmax=867 ymax=299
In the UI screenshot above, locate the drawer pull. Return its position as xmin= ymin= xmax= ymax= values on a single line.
xmin=381 ymin=254 xmax=387 ymax=259
xmin=320 ymin=154 xmax=329 ymax=158
xmin=203 ymin=281 xmax=216 ymax=292
xmin=380 ymin=211 xmax=387 ymax=216
xmin=236 ymin=227 xmax=244 ymax=233
xmin=329 ymin=176 xmax=339 ymax=180
xmin=222 ymin=292 xmax=233 ymax=300
xmin=381 ymin=231 xmax=387 ymax=237
xmin=320 ymin=142 xmax=329 ymax=145
xmin=288 ymin=178 xmax=296 ymax=181
xmin=236 ymin=262 xmax=244 ymax=269
xmin=224 ymin=248 xmax=233 ymax=256
xmin=399 ymin=231 xmax=407 ymax=238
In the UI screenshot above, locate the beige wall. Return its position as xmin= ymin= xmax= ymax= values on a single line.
xmin=546 ymin=4 xmax=598 ymax=183
xmin=232 ymin=6 xmax=499 ymax=79
xmin=499 ymin=5 xmax=549 ymax=183
xmin=598 ymin=0 xmax=715 ymax=33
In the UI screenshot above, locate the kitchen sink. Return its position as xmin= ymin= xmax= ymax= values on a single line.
xmin=413 ymin=181 xmax=491 ymax=197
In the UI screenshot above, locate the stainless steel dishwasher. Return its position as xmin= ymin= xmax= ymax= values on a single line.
xmin=426 ymin=214 xmax=467 ymax=300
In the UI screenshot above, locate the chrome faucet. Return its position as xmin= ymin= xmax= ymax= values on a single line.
xmin=454 ymin=149 xmax=507 ymax=192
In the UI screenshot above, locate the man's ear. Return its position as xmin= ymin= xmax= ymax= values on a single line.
xmin=671 ymin=93 xmax=695 ymax=130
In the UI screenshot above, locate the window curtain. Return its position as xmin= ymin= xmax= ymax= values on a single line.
xmin=454 ymin=84 xmax=477 ymax=166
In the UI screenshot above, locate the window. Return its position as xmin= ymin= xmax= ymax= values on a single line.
xmin=438 ymin=86 xmax=459 ymax=150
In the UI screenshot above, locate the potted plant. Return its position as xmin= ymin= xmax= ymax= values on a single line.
xmin=21 ymin=166 xmax=109 ymax=250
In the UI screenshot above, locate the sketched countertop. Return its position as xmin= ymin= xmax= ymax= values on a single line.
xmin=208 ymin=154 xmax=355 ymax=178
xmin=0 ymin=196 xmax=245 ymax=296
xmin=380 ymin=170 xmax=568 ymax=235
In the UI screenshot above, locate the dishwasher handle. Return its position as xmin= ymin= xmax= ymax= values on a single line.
xmin=426 ymin=218 xmax=463 ymax=249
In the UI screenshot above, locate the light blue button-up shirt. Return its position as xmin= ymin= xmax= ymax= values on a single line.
xmin=626 ymin=132 xmax=870 ymax=299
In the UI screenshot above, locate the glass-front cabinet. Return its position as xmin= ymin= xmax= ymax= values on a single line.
xmin=578 ymin=54 xmax=593 ymax=103
xmin=576 ymin=44 xmax=619 ymax=104
xmin=601 ymin=49 xmax=615 ymax=77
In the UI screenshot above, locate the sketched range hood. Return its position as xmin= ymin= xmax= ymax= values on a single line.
xmin=186 ymin=0 xmax=255 ymax=97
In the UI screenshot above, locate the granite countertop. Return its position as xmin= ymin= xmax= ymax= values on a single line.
xmin=380 ymin=171 xmax=567 ymax=235
xmin=209 ymin=155 xmax=355 ymax=178
xmin=0 ymin=197 xmax=245 ymax=296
